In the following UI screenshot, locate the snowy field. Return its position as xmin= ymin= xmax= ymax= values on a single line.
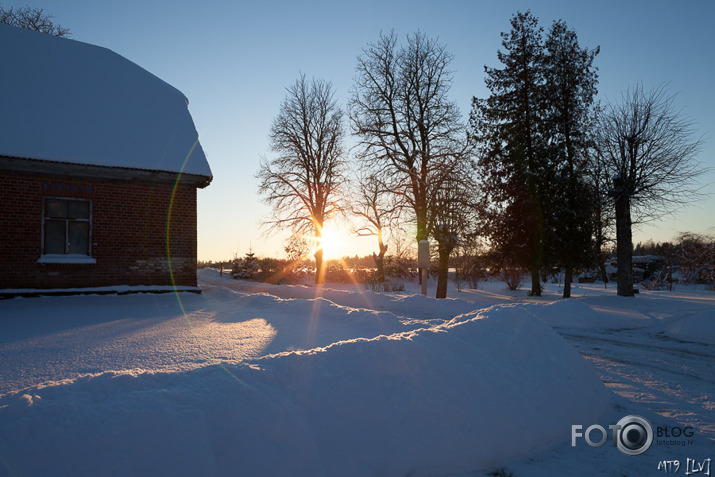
xmin=0 ymin=269 xmax=713 ymax=476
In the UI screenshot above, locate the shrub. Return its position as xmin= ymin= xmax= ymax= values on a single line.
xmin=257 ymin=257 xmax=280 ymax=274
xmin=324 ymin=263 xmax=353 ymax=284
xmin=501 ymin=267 xmax=525 ymax=291
xmin=487 ymin=468 xmax=514 ymax=477
xmin=384 ymin=256 xmax=416 ymax=280
xmin=364 ymin=274 xmax=405 ymax=292
xmin=455 ymin=262 xmax=486 ymax=290
xmin=452 ymin=270 xmax=465 ymax=292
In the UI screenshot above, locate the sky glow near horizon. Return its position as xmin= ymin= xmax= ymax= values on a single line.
xmin=9 ymin=0 xmax=715 ymax=260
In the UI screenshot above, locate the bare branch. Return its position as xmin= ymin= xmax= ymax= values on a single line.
xmin=0 ymin=6 xmax=70 ymax=36
xmin=349 ymin=31 xmax=473 ymax=244
xmin=596 ymin=83 xmax=706 ymax=221
xmin=256 ymin=75 xmax=347 ymax=283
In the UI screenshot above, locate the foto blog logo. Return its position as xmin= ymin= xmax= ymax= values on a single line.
xmin=572 ymin=415 xmax=654 ymax=456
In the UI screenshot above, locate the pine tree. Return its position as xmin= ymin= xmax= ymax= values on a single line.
xmin=231 ymin=250 xmax=259 ymax=279
xmin=472 ymin=12 xmax=602 ymax=297
xmin=542 ymin=20 xmax=600 ymax=298
xmin=471 ymin=11 xmax=548 ymax=296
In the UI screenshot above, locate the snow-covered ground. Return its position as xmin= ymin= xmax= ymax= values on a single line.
xmin=0 ymin=269 xmax=713 ymax=476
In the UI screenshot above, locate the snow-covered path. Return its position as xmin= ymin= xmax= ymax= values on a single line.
xmin=495 ymin=322 xmax=715 ymax=477
xmin=562 ymin=327 xmax=715 ymax=440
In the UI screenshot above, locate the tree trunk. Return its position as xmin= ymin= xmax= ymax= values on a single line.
xmin=599 ymin=260 xmax=609 ymax=288
xmin=436 ymin=243 xmax=451 ymax=299
xmin=374 ymin=232 xmax=387 ymax=282
xmin=529 ymin=218 xmax=543 ymax=296
xmin=529 ymin=267 xmax=541 ymax=296
xmin=615 ymin=194 xmax=634 ymax=296
xmin=416 ymin=230 xmax=425 ymax=286
xmin=416 ymin=204 xmax=428 ymax=285
xmin=528 ymin=202 xmax=544 ymax=297
xmin=373 ymin=252 xmax=386 ymax=283
xmin=315 ymin=248 xmax=325 ymax=285
xmin=563 ymin=266 xmax=573 ymax=298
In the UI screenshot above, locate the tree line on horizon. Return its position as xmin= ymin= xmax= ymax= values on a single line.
xmin=216 ymin=230 xmax=715 ymax=295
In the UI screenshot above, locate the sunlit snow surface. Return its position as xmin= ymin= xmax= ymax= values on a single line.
xmin=0 ymin=269 xmax=713 ymax=476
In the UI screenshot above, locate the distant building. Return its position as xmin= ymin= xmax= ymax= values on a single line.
xmin=0 ymin=24 xmax=212 ymax=292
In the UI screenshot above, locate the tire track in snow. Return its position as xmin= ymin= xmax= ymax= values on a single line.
xmin=560 ymin=328 xmax=715 ymax=441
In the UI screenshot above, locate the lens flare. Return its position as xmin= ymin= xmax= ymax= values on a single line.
xmin=166 ymin=139 xmax=250 ymax=389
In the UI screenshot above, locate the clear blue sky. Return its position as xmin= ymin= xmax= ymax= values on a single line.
xmin=9 ymin=0 xmax=715 ymax=260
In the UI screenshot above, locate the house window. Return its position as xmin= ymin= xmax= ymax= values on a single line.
xmin=40 ymin=197 xmax=94 ymax=263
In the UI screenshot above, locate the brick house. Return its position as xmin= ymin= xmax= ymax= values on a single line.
xmin=0 ymin=25 xmax=212 ymax=292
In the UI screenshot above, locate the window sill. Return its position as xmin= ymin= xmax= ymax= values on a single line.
xmin=37 ymin=254 xmax=97 ymax=265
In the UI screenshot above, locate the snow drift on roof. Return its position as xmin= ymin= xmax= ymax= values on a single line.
xmin=0 ymin=24 xmax=211 ymax=178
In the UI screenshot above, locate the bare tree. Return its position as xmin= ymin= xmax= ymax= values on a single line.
xmin=0 ymin=6 xmax=70 ymax=36
xmin=676 ymin=232 xmax=715 ymax=287
xmin=595 ymin=84 xmax=703 ymax=296
xmin=428 ymin=160 xmax=478 ymax=298
xmin=349 ymin=31 xmax=472 ymax=296
xmin=351 ymin=173 xmax=399 ymax=282
xmin=350 ymin=31 xmax=470 ymax=244
xmin=257 ymin=75 xmax=347 ymax=284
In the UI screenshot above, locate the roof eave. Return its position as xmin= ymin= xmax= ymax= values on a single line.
xmin=0 ymin=155 xmax=213 ymax=188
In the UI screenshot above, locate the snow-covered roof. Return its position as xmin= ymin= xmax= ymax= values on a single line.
xmin=0 ymin=24 xmax=211 ymax=178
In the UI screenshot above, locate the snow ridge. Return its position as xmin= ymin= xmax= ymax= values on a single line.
xmin=0 ymin=301 xmax=610 ymax=476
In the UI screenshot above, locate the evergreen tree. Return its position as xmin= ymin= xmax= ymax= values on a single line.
xmin=472 ymin=12 xmax=602 ymax=297
xmin=542 ymin=20 xmax=600 ymax=298
xmin=471 ymin=11 xmax=548 ymax=296
xmin=232 ymin=250 xmax=259 ymax=279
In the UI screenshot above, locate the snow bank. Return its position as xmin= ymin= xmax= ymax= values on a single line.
xmin=665 ymin=310 xmax=715 ymax=344
xmin=211 ymin=290 xmax=424 ymax=356
xmin=199 ymin=268 xmax=486 ymax=320
xmin=0 ymin=305 xmax=610 ymax=476
xmin=0 ymin=287 xmax=421 ymax=394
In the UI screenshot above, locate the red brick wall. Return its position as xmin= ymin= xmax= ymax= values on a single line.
xmin=0 ymin=170 xmax=198 ymax=289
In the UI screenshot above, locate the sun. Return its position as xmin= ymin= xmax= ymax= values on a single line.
xmin=317 ymin=226 xmax=344 ymax=260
